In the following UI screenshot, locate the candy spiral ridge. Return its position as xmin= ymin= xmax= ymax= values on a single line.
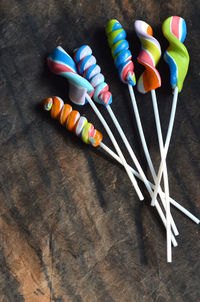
xmin=105 ymin=19 xmax=136 ymax=86
xmin=162 ymin=16 xmax=189 ymax=92
xmin=74 ymin=45 xmax=112 ymax=107
xmin=47 ymin=46 xmax=94 ymax=105
xmin=134 ymin=20 xmax=161 ymax=93
xmin=43 ymin=97 xmax=103 ymax=147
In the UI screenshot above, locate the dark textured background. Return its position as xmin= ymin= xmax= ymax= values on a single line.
xmin=0 ymin=0 xmax=200 ymax=301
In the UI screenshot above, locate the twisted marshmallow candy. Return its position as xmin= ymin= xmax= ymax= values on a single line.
xmin=105 ymin=19 xmax=136 ymax=86
xmin=162 ymin=16 xmax=190 ymax=92
xmin=134 ymin=20 xmax=161 ymax=93
xmin=47 ymin=46 xmax=94 ymax=105
xmin=43 ymin=97 xmax=103 ymax=147
xmin=74 ymin=45 xmax=112 ymax=107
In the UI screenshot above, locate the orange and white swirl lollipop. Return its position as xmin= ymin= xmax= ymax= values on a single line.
xmin=43 ymin=97 xmax=103 ymax=147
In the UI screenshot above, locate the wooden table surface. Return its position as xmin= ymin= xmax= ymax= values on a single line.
xmin=0 ymin=0 xmax=200 ymax=301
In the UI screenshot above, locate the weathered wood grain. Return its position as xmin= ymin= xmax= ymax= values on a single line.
xmin=0 ymin=0 xmax=200 ymax=301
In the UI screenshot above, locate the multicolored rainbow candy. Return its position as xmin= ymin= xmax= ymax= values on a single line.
xmin=43 ymin=97 xmax=103 ymax=147
xmin=134 ymin=20 xmax=161 ymax=94
xmin=105 ymin=19 xmax=136 ymax=86
xmin=162 ymin=16 xmax=190 ymax=92
xmin=74 ymin=45 xmax=112 ymax=107
xmin=47 ymin=46 xmax=94 ymax=105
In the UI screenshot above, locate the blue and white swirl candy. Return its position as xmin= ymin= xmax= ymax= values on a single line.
xmin=105 ymin=19 xmax=136 ymax=86
xmin=74 ymin=45 xmax=112 ymax=107
xmin=47 ymin=46 xmax=94 ymax=105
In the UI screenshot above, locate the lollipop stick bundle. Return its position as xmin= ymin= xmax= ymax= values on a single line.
xmin=43 ymin=16 xmax=198 ymax=262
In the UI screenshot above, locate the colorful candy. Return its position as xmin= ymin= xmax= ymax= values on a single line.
xmin=43 ymin=97 xmax=103 ymax=147
xmin=47 ymin=46 xmax=94 ymax=105
xmin=134 ymin=20 xmax=161 ymax=93
xmin=105 ymin=19 xmax=136 ymax=86
xmin=74 ymin=45 xmax=112 ymax=106
xmin=162 ymin=16 xmax=190 ymax=92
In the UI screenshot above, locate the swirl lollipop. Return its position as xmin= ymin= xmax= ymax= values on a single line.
xmin=135 ymin=20 xmax=172 ymax=262
xmin=43 ymin=97 xmax=103 ymax=146
xmin=151 ymin=17 xmax=190 ymax=209
xmin=163 ymin=16 xmax=189 ymax=92
xmin=74 ymin=45 xmax=112 ymax=107
xmin=73 ymin=45 xmax=181 ymax=240
xmin=135 ymin=21 xmax=161 ymax=93
xmin=106 ymin=19 xmax=136 ymax=86
xmin=105 ymin=20 xmax=140 ymax=112
xmin=47 ymin=47 xmax=143 ymax=200
xmin=47 ymin=46 xmax=94 ymax=105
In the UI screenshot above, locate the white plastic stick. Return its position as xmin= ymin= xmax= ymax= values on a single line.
xmin=128 ymin=84 xmax=178 ymax=236
xmin=106 ymin=105 xmax=178 ymax=238
xmin=99 ymin=141 xmax=177 ymax=247
xmin=151 ymin=86 xmax=179 ymax=205
xmin=151 ymin=89 xmax=171 ymax=262
xmin=85 ymin=94 xmax=143 ymax=200
xmin=99 ymin=142 xmax=200 ymax=225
